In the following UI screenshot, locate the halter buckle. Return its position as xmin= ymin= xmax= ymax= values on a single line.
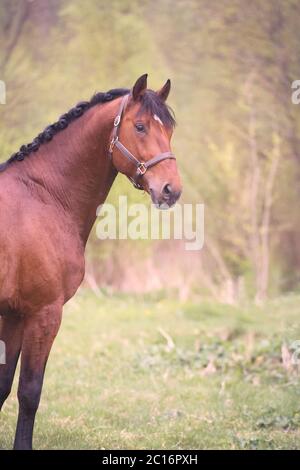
xmin=109 ymin=136 xmax=118 ymax=153
xmin=114 ymin=115 xmax=121 ymax=127
xmin=137 ymin=163 xmax=147 ymax=175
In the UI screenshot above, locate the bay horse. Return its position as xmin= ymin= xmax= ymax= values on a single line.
xmin=0 ymin=74 xmax=182 ymax=450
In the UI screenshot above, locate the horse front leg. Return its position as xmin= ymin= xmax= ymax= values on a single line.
xmin=13 ymin=304 xmax=62 ymax=450
xmin=0 ymin=314 xmax=23 ymax=410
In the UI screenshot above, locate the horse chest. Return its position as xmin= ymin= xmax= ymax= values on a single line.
xmin=0 ymin=207 xmax=85 ymax=313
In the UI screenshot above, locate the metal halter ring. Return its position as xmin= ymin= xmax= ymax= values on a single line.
xmin=137 ymin=163 xmax=147 ymax=175
xmin=114 ymin=115 xmax=121 ymax=127
xmin=109 ymin=136 xmax=118 ymax=154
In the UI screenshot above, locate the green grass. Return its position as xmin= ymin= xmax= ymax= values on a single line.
xmin=1 ymin=291 xmax=300 ymax=449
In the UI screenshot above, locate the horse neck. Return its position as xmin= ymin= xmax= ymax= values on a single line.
xmin=18 ymin=99 xmax=121 ymax=244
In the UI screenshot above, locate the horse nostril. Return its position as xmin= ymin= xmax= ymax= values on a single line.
xmin=163 ymin=184 xmax=172 ymax=196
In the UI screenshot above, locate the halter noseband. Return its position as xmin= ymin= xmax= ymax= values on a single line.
xmin=108 ymin=94 xmax=176 ymax=190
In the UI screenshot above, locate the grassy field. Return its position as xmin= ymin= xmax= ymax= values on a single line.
xmin=1 ymin=290 xmax=300 ymax=449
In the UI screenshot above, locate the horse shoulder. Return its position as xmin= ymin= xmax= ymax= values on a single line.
xmin=0 ymin=189 xmax=85 ymax=312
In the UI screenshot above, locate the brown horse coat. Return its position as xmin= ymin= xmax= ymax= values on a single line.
xmin=0 ymin=74 xmax=181 ymax=449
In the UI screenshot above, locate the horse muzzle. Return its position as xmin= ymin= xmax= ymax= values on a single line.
xmin=149 ymin=183 xmax=182 ymax=209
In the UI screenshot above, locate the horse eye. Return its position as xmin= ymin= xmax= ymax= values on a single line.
xmin=135 ymin=123 xmax=145 ymax=133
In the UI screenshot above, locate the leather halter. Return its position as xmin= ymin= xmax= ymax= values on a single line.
xmin=108 ymin=94 xmax=176 ymax=190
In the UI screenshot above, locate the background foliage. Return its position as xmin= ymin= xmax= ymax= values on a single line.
xmin=2 ymin=0 xmax=300 ymax=451
xmin=1 ymin=0 xmax=300 ymax=302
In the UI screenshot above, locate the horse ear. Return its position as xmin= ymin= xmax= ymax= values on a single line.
xmin=157 ymin=79 xmax=171 ymax=102
xmin=132 ymin=74 xmax=148 ymax=100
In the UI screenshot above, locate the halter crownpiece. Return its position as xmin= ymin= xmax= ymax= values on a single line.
xmin=108 ymin=94 xmax=176 ymax=190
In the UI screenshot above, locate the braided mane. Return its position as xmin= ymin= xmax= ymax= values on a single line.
xmin=0 ymin=87 xmax=175 ymax=173
xmin=0 ymin=88 xmax=129 ymax=172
